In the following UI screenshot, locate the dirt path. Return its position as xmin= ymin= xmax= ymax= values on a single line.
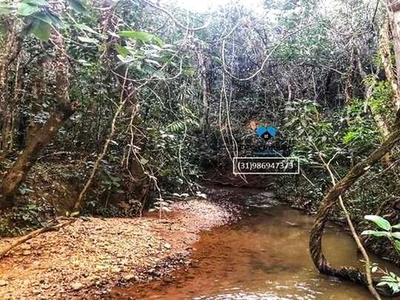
xmin=0 ymin=199 xmax=240 ymax=299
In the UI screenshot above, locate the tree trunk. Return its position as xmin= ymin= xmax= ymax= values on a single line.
xmin=27 ymin=57 xmax=48 ymax=141
xmin=355 ymin=51 xmax=391 ymax=140
xmin=197 ymin=46 xmax=210 ymax=136
xmin=309 ymin=2 xmax=400 ymax=294
xmin=0 ymin=1 xmax=79 ymax=208
xmin=380 ymin=19 xmax=400 ymax=109
xmin=388 ymin=0 xmax=400 ymax=118
xmin=0 ymin=16 xmax=22 ymax=158
xmin=0 ymin=54 xmax=23 ymax=155
xmin=388 ymin=0 xmax=400 ymax=98
xmin=0 ymin=104 xmax=78 ymax=207
xmin=309 ymin=124 xmax=400 ymax=292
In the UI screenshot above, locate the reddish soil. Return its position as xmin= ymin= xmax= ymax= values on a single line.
xmin=0 ymin=199 xmax=240 ymax=300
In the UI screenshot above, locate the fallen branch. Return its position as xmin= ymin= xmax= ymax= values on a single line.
xmin=0 ymin=218 xmax=76 ymax=259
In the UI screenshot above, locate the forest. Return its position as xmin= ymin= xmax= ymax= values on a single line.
xmin=1 ymin=0 xmax=400 ymax=299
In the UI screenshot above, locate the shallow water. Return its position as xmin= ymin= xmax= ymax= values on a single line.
xmin=113 ymin=191 xmax=398 ymax=300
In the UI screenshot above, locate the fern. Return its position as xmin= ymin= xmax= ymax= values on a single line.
xmin=166 ymin=118 xmax=199 ymax=133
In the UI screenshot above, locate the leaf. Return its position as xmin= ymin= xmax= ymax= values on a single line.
xmin=23 ymin=0 xmax=49 ymax=7
xmin=118 ymin=30 xmax=163 ymax=45
xmin=30 ymin=19 xmax=52 ymax=41
xmin=213 ymin=57 xmax=222 ymax=65
xmin=361 ymin=230 xmax=389 ymax=237
xmin=183 ymin=67 xmax=196 ymax=76
xmin=365 ymin=215 xmax=391 ymax=231
xmin=31 ymin=11 xmax=51 ymax=23
xmin=152 ymin=70 xmax=165 ymax=80
xmin=74 ymin=23 xmax=97 ymax=34
xmin=382 ymin=274 xmax=398 ymax=283
xmin=31 ymin=11 xmax=59 ymax=25
xmin=392 ymin=224 xmax=400 ymax=230
xmin=391 ymin=232 xmax=400 ymax=240
xmin=343 ymin=131 xmax=356 ymax=144
xmin=167 ymin=120 xmax=186 ymax=133
xmin=395 ymin=240 xmax=400 ymax=252
xmin=116 ymin=55 xmax=135 ymax=63
xmin=18 ymin=2 xmax=39 ymax=16
xmin=377 ymin=281 xmax=388 ymax=287
xmin=115 ymin=44 xmax=130 ymax=57
xmin=139 ymin=158 xmax=149 ymax=165
xmin=77 ymin=36 xmax=99 ymax=44
xmin=47 ymin=11 xmax=61 ymax=24
xmin=67 ymin=0 xmax=86 ymax=13
xmin=0 ymin=4 xmax=15 ymax=15
xmin=145 ymin=59 xmax=161 ymax=67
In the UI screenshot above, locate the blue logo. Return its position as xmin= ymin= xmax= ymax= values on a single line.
xmin=250 ymin=121 xmax=281 ymax=157
xmin=255 ymin=125 xmax=278 ymax=141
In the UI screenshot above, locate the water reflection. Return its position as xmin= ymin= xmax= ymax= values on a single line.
xmin=112 ymin=197 xmax=397 ymax=300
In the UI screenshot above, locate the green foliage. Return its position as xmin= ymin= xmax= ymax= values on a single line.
xmin=0 ymin=0 xmax=87 ymax=41
xmin=342 ymin=126 xmax=376 ymax=148
xmin=100 ymin=168 xmax=124 ymax=195
xmin=0 ymin=4 xmax=16 ymax=14
xmin=284 ymin=99 xmax=343 ymax=166
xmin=118 ymin=30 xmax=163 ymax=46
xmin=167 ymin=118 xmax=199 ymax=133
xmin=18 ymin=2 xmax=40 ymax=16
xmin=29 ymin=19 xmax=51 ymax=40
xmin=113 ymin=41 xmax=178 ymax=81
xmin=273 ymin=1 xmax=333 ymax=64
xmin=370 ymin=81 xmax=392 ymax=115
xmin=364 ymin=215 xmax=392 ymax=231
xmin=136 ymin=87 xmax=201 ymax=190
xmin=342 ymin=98 xmax=378 ymax=149
xmin=377 ymin=273 xmax=400 ymax=294
xmin=362 ymin=215 xmax=400 ymax=252
xmin=18 ymin=0 xmax=61 ymax=42
xmin=0 ymin=203 xmax=48 ymax=236
xmin=362 ymin=215 xmax=400 ymax=295
xmin=66 ymin=0 xmax=86 ymax=13
xmin=77 ymin=36 xmax=99 ymax=44
xmin=0 ymin=0 xmax=398 ymax=252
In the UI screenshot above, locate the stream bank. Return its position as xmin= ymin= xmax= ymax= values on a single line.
xmin=112 ymin=188 xmax=400 ymax=300
xmin=0 ymin=193 xmax=240 ymax=300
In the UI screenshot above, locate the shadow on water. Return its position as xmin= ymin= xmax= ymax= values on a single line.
xmin=112 ymin=190 xmax=399 ymax=300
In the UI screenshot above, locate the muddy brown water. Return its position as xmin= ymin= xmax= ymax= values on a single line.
xmin=113 ymin=191 xmax=399 ymax=300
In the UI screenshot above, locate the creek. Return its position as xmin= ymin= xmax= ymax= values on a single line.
xmin=113 ymin=190 xmax=398 ymax=299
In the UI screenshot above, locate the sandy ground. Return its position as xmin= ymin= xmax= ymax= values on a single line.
xmin=0 ymin=199 xmax=240 ymax=300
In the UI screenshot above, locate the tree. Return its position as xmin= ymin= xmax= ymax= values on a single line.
xmin=0 ymin=0 xmax=79 ymax=208
xmin=308 ymin=1 xmax=400 ymax=297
